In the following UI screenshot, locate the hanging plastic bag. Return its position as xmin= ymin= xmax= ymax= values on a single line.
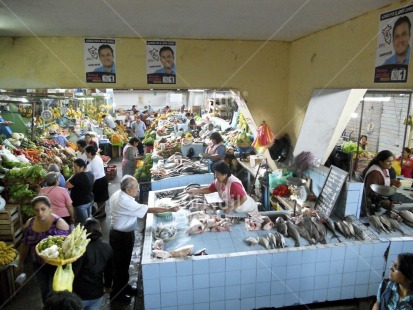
xmin=252 ymin=122 xmax=275 ymax=154
xmin=53 ymin=263 xmax=74 ymax=292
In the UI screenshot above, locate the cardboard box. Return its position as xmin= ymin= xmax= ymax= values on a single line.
xmin=249 ymin=155 xmax=263 ymax=168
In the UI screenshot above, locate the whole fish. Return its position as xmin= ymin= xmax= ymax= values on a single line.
xmin=342 ymin=220 xmax=356 ymax=238
xmin=275 ymin=217 xmax=288 ymax=236
xmin=398 ymin=210 xmax=413 ymax=227
xmin=274 ymin=232 xmax=286 ymax=248
xmin=320 ymin=217 xmax=341 ymax=242
xmin=368 ymin=215 xmax=385 ymax=234
xmin=286 ymin=220 xmax=301 ymax=247
xmin=378 ymin=215 xmax=393 ymax=233
xmin=267 ymin=233 xmax=278 ymax=249
xmin=294 ymin=223 xmax=315 ymax=245
xmin=352 ymin=224 xmax=367 ymax=241
xmin=334 ymin=221 xmax=349 ymax=238
xmin=245 ymin=237 xmax=259 ymax=246
xmin=384 ymin=215 xmax=406 ymax=235
xmin=302 ymin=216 xmax=321 ymax=243
xmin=259 ymin=236 xmax=271 ymax=249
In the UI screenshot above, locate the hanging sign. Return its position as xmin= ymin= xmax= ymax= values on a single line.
xmin=146 ymin=41 xmax=176 ymax=84
xmin=85 ymin=38 xmax=116 ymax=83
xmin=374 ymin=5 xmax=413 ymax=83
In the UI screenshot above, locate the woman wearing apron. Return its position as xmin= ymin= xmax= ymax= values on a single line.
xmin=187 ymin=162 xmax=258 ymax=213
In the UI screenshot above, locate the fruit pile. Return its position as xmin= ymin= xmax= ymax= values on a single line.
xmin=0 ymin=241 xmax=17 ymax=267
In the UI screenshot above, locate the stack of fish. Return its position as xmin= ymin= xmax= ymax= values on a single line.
xmin=186 ymin=211 xmax=232 ymax=234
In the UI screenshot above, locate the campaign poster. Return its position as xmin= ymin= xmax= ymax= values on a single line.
xmin=84 ymin=38 xmax=116 ymax=83
xmin=146 ymin=41 xmax=176 ymax=84
xmin=374 ymin=5 xmax=413 ymax=83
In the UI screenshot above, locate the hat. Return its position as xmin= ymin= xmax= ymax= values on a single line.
xmin=48 ymin=129 xmax=57 ymax=135
xmin=45 ymin=172 xmax=59 ymax=186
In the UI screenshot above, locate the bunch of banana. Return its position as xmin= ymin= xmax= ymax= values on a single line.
xmin=66 ymin=107 xmax=77 ymax=118
xmin=52 ymin=107 xmax=62 ymax=119
xmin=0 ymin=241 xmax=17 ymax=266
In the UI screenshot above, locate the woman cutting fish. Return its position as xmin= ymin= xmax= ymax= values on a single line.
xmin=187 ymin=162 xmax=258 ymax=213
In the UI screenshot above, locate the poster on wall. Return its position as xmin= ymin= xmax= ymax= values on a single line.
xmin=146 ymin=41 xmax=176 ymax=84
xmin=84 ymin=38 xmax=116 ymax=83
xmin=374 ymin=5 xmax=413 ymax=83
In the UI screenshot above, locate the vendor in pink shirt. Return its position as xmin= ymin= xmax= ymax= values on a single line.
xmin=398 ymin=147 xmax=413 ymax=178
xmin=38 ymin=172 xmax=74 ymax=224
xmin=187 ymin=162 xmax=258 ymax=213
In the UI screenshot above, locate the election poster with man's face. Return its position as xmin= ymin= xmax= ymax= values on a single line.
xmin=146 ymin=41 xmax=176 ymax=84
xmin=374 ymin=5 xmax=413 ymax=83
xmin=84 ymin=38 xmax=116 ymax=83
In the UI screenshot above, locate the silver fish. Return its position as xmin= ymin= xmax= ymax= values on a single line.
xmin=294 ymin=223 xmax=315 ymax=245
xmin=378 ymin=215 xmax=393 ymax=233
xmin=342 ymin=220 xmax=356 ymax=238
xmin=275 ymin=217 xmax=288 ymax=236
xmin=286 ymin=220 xmax=301 ymax=247
xmin=321 ymin=217 xmax=341 ymax=242
xmin=334 ymin=221 xmax=349 ymax=238
xmin=368 ymin=215 xmax=385 ymax=234
xmin=384 ymin=215 xmax=406 ymax=235
xmin=398 ymin=210 xmax=413 ymax=227
xmin=302 ymin=216 xmax=320 ymax=243
xmin=266 ymin=233 xmax=277 ymax=249
xmin=245 ymin=237 xmax=259 ymax=246
xmin=262 ymin=217 xmax=274 ymax=230
xmin=311 ymin=217 xmax=327 ymax=244
xmin=352 ymin=224 xmax=367 ymax=241
xmin=259 ymin=236 xmax=271 ymax=249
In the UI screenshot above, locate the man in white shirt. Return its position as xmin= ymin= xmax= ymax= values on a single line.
xmin=131 ymin=117 xmax=146 ymax=140
xmin=109 ymin=176 xmax=179 ymax=303
xmin=102 ymin=114 xmax=117 ymax=130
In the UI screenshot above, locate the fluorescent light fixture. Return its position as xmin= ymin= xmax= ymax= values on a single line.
xmin=363 ymin=97 xmax=391 ymax=102
xmin=351 ymin=113 xmax=358 ymax=118
xmin=188 ymin=89 xmax=205 ymax=92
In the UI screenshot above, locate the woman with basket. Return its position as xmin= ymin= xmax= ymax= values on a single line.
xmin=18 ymin=196 xmax=70 ymax=303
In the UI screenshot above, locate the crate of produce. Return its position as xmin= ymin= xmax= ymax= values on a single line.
xmin=0 ymin=205 xmax=23 ymax=247
xmin=104 ymin=165 xmax=117 ymax=180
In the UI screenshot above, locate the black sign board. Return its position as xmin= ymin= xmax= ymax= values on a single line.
xmin=315 ymin=165 xmax=348 ymax=217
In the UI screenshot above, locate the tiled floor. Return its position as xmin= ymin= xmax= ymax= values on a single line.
xmin=1 ymin=157 xmax=377 ymax=310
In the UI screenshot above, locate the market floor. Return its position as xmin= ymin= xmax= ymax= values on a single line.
xmin=1 ymin=157 xmax=377 ymax=310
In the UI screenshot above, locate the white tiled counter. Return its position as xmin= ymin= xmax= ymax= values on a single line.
xmin=139 ymin=187 xmax=413 ymax=310
xmin=151 ymin=173 xmax=214 ymax=191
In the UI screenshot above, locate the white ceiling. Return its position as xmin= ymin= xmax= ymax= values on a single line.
xmin=0 ymin=0 xmax=397 ymax=41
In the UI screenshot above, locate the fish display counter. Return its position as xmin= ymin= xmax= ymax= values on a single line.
xmin=151 ymin=154 xmax=214 ymax=191
xmin=139 ymin=185 xmax=413 ymax=310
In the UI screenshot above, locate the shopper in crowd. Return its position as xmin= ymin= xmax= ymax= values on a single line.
xmin=359 ymin=135 xmax=368 ymax=151
xmin=43 ymin=291 xmax=83 ymax=310
xmin=47 ymin=163 xmax=66 ymax=188
xmin=39 ymin=172 xmax=74 ymax=225
xmin=84 ymin=133 xmax=98 ymax=151
xmin=85 ymin=145 xmax=109 ymax=218
xmin=131 ymin=116 xmax=146 ymax=155
xmin=66 ymin=158 xmax=94 ymax=225
xmin=73 ymin=217 xmax=113 ymax=310
xmin=202 ymin=132 xmax=226 ymax=171
xmin=147 ymin=105 xmax=153 ymax=114
xmin=384 ymin=16 xmax=411 ymax=65
xmin=363 ymin=150 xmax=401 ymax=214
xmin=155 ymin=46 xmax=176 ymax=74
xmin=122 ymin=137 xmax=140 ymax=177
xmin=187 ymin=162 xmax=258 ymax=214
xmin=200 ymin=123 xmax=215 ymax=139
xmin=109 ymin=175 xmax=179 ymax=303
xmin=102 ymin=114 xmax=117 ymax=131
xmin=49 ymin=129 xmax=69 ymax=147
xmin=93 ymin=44 xmax=115 ymax=73
xmin=397 ymin=147 xmax=413 ymax=178
xmin=373 ymin=252 xmax=413 ymax=309
xmin=76 ymin=139 xmax=88 ymax=162
xmin=18 ymin=196 xmax=70 ymax=303
xmin=187 ymin=113 xmax=197 ymax=130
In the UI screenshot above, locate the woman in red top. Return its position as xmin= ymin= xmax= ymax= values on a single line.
xmin=399 ymin=147 xmax=413 ymax=178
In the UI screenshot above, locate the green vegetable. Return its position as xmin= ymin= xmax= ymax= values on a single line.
xmin=341 ymin=141 xmax=364 ymax=154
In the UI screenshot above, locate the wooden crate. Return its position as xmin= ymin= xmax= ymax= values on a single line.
xmin=0 ymin=265 xmax=16 ymax=305
xmin=0 ymin=205 xmax=23 ymax=247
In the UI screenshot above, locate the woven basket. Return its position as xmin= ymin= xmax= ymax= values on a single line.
xmin=35 ymin=237 xmax=85 ymax=266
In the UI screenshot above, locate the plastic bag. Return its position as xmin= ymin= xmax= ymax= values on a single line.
xmin=392 ymin=160 xmax=401 ymax=176
xmin=252 ymin=122 xmax=275 ymax=154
